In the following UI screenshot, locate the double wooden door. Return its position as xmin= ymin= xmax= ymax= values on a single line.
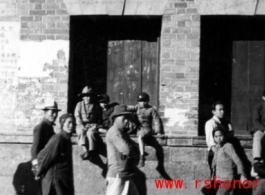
xmin=232 ymin=41 xmax=265 ymax=134
xmin=107 ymin=39 xmax=159 ymax=107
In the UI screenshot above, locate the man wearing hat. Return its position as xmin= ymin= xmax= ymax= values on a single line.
xmin=127 ymin=92 xmax=163 ymax=168
xmin=31 ymin=98 xmax=61 ymax=179
xmin=74 ymin=86 xmax=102 ymax=160
xmin=105 ymin=105 xmax=139 ymax=195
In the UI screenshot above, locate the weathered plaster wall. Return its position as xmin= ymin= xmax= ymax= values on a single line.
xmin=0 ymin=0 xmax=70 ymax=133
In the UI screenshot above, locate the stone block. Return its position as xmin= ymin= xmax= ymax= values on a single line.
xmin=164 ymin=161 xmax=194 ymax=179
xmin=176 ymin=73 xmax=185 ymax=78
xmin=43 ymin=28 xmax=68 ymax=34
xmin=21 ymin=16 xmax=33 ymax=21
xmin=167 ymin=137 xmax=192 ymax=146
xmin=56 ymin=21 xmax=69 ymax=29
xmin=34 ymin=15 xmax=42 ymax=21
xmin=47 ymin=9 xmax=55 ymax=15
xmin=47 ymin=22 xmax=55 ymax=28
xmin=43 ymin=3 xmax=59 ymax=9
xmin=174 ymin=2 xmax=187 ymax=8
xmin=34 ymin=3 xmax=42 ymax=9
xmin=29 ymin=9 xmax=46 ymax=15
xmin=47 ymin=34 xmax=55 ymax=39
xmin=28 ymin=34 xmax=46 ymax=41
xmin=187 ymin=8 xmax=198 ymax=14
xmin=194 ymin=162 xmax=210 ymax=180
xmin=162 ymin=33 xmax=176 ymax=40
xmin=56 ymin=34 xmax=69 ymax=40
xmin=171 ymin=40 xmax=190 ymax=47
xmin=43 ymin=15 xmax=59 ymax=21
xmin=186 ymin=32 xmax=200 ymax=40
xmin=29 ymin=0 xmax=45 ymax=3
xmin=56 ymin=9 xmax=68 ymax=15
xmin=28 ymin=21 xmax=46 ymax=28
xmin=18 ymin=3 xmax=33 ymax=10
xmin=171 ymin=147 xmax=206 ymax=162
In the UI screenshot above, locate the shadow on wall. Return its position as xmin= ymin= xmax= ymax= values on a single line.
xmin=13 ymin=161 xmax=40 ymax=195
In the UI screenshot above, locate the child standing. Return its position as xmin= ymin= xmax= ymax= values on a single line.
xmin=212 ymin=127 xmax=247 ymax=195
xmin=127 ymin=92 xmax=163 ymax=167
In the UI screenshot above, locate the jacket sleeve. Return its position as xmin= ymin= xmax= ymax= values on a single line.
xmin=151 ymin=107 xmax=161 ymax=134
xmin=37 ymin=135 xmax=60 ymax=177
xmin=74 ymin=102 xmax=83 ymax=126
xmin=205 ymin=120 xmax=215 ymax=149
xmin=31 ymin=125 xmax=42 ymax=161
xmin=224 ymin=143 xmax=246 ymax=176
xmin=253 ymin=105 xmax=265 ymax=132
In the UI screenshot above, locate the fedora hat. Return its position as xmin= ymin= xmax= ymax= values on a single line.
xmin=110 ymin=105 xmax=132 ymax=122
xmin=41 ymin=98 xmax=61 ymax=111
xmin=78 ymin=86 xmax=95 ymax=98
xmin=98 ymin=94 xmax=110 ymax=103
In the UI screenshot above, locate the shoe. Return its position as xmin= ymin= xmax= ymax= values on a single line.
xmin=138 ymin=156 xmax=145 ymax=168
xmin=80 ymin=151 xmax=90 ymax=160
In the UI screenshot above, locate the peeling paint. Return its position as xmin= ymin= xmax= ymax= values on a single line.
xmin=164 ymin=108 xmax=189 ymax=127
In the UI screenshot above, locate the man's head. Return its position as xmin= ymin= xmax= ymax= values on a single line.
xmin=212 ymin=101 xmax=224 ymax=119
xmin=42 ymin=99 xmax=61 ymax=123
xmin=79 ymin=86 xmax=95 ymax=104
xmin=137 ymin=92 xmax=150 ymax=108
xmin=110 ymin=105 xmax=131 ymax=130
xmin=98 ymin=94 xmax=110 ymax=109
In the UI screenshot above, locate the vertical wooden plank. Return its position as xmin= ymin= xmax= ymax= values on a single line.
xmin=231 ymin=41 xmax=249 ymax=133
xmin=107 ymin=40 xmax=124 ymax=104
xmin=141 ymin=40 xmax=159 ymax=108
xmin=123 ymin=40 xmax=142 ymax=105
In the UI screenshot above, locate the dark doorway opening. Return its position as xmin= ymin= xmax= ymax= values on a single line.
xmin=199 ymin=16 xmax=265 ymax=135
xmin=68 ymin=16 xmax=162 ymax=113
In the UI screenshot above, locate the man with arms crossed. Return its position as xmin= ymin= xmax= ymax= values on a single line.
xmin=105 ymin=105 xmax=139 ymax=195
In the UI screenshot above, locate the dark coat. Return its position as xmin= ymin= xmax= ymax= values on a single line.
xmin=37 ymin=130 xmax=74 ymax=195
xmin=31 ymin=118 xmax=55 ymax=161
xmin=98 ymin=102 xmax=119 ymax=129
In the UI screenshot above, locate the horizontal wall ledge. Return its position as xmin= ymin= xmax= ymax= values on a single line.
xmin=0 ymin=133 xmax=253 ymax=148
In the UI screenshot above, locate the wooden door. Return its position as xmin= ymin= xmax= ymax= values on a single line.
xmin=107 ymin=39 xmax=159 ymax=107
xmin=231 ymin=41 xmax=265 ymax=134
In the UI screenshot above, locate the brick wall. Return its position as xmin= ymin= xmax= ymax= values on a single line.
xmin=160 ymin=0 xmax=200 ymax=136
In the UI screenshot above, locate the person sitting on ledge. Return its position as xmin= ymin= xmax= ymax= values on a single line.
xmin=127 ymin=92 xmax=163 ymax=168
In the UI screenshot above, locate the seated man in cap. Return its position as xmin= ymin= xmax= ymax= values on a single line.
xmin=127 ymin=92 xmax=163 ymax=168
xmin=75 ymin=86 xmax=102 ymax=160
xmin=97 ymin=94 xmax=119 ymax=133
xmin=31 ymin=98 xmax=61 ymax=180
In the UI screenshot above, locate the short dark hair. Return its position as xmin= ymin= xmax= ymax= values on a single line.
xmin=212 ymin=101 xmax=224 ymax=111
xmin=212 ymin=126 xmax=226 ymax=138
xmin=262 ymin=90 xmax=265 ymax=97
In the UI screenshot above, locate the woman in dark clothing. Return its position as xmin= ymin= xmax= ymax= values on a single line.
xmin=37 ymin=113 xmax=75 ymax=195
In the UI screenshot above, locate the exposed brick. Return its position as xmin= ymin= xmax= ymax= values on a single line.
xmin=192 ymin=15 xmax=200 ymax=21
xmin=191 ymin=53 xmax=199 ymax=60
xmin=21 ymin=16 xmax=33 ymax=21
xmin=59 ymin=91 xmax=67 ymax=97
xmin=30 ymin=0 xmax=45 ymax=3
xmin=173 ymin=15 xmax=190 ymax=21
xmin=18 ymin=9 xmax=29 ymax=15
xmin=162 ymin=39 xmax=171 ymax=47
xmin=17 ymin=0 xmax=29 ymax=2
xmin=177 ymin=34 xmax=185 ymax=40
xmin=47 ymin=22 xmax=55 ymax=28
xmin=172 ymin=66 xmax=189 ymax=72
xmin=186 ymin=60 xmax=199 ymax=66
xmin=185 ymin=86 xmax=198 ymax=92
xmin=171 ymin=40 xmax=190 ymax=47
xmin=55 ymin=35 xmax=69 ymax=40
xmin=172 ymin=27 xmax=191 ymax=34
xmin=162 ymin=52 xmax=170 ymax=59
xmin=62 ymin=16 xmax=69 ymax=21
xmin=28 ymin=34 xmax=46 ymax=41
xmin=21 ymin=28 xmax=33 ymax=34
xmin=162 ymin=33 xmax=176 ymax=40
xmin=21 ymin=22 xmax=28 ymax=28
xmin=162 ymin=59 xmax=174 ymax=65
xmin=191 ymin=40 xmax=200 ymax=46
xmin=43 ymin=16 xmax=60 ymax=21
xmin=34 ymin=16 xmax=42 ymax=21
xmin=186 ymin=21 xmax=200 ymax=27
xmin=186 ymin=72 xmax=199 ymax=78
xmin=47 ymin=10 xmax=55 ymax=15
xmin=56 ymin=22 xmax=69 ymax=29
xmin=60 ymin=3 xmax=66 ymax=9
xmin=20 ymin=34 xmax=28 ymax=40
xmin=186 ymin=32 xmax=200 ymax=40
xmin=162 ymin=72 xmax=177 ymax=79
xmin=28 ymin=22 xmax=46 ymax=28
xmin=42 ymin=85 xmax=54 ymax=90
xmin=34 ymin=28 xmax=41 ymax=33
xmin=54 ymin=84 xmax=67 ymax=90
xmin=18 ymin=3 xmax=33 ymax=10
xmin=47 ymin=0 xmax=56 ymax=2
xmin=174 ymin=2 xmax=187 ymax=8
xmin=176 ymin=73 xmax=185 ymax=78
xmin=187 ymin=8 xmax=198 ymax=14
xmin=163 ymin=27 xmax=170 ymax=33
xmin=190 ymin=80 xmax=198 ymax=85
xmin=177 ymin=8 xmax=185 ymax=14
xmin=162 ymin=15 xmax=171 ymax=22
xmin=34 ymin=3 xmax=42 ymax=9
xmin=56 ymin=9 xmax=68 ymax=15
xmin=186 ymin=47 xmax=199 ymax=54
xmin=175 ymin=60 xmax=185 ymax=65
xmin=161 ymin=65 xmax=171 ymax=71
xmin=163 ymin=9 xmax=176 ymax=15
xmin=177 ymin=21 xmax=185 ymax=27
xmin=162 ymin=47 xmax=175 ymax=52
xmin=43 ymin=3 xmax=60 ymax=9
xmin=30 ymin=10 xmax=46 ymax=15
